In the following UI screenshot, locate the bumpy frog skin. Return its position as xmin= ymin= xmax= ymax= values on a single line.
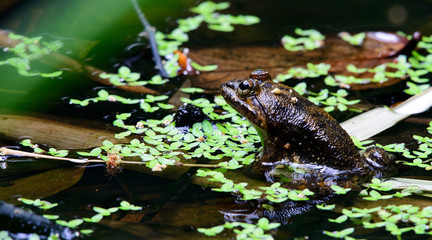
xmin=220 ymin=69 xmax=393 ymax=184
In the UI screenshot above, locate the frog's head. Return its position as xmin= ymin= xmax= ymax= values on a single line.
xmin=220 ymin=69 xmax=271 ymax=132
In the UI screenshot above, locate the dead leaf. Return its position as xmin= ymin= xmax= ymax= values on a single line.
xmin=0 ymin=166 xmax=85 ymax=204
xmin=0 ymin=114 xmax=130 ymax=149
xmin=187 ymin=32 xmax=418 ymax=90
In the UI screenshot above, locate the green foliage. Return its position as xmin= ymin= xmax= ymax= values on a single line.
xmin=282 ymin=28 xmax=325 ymax=51
xmin=106 ymin=96 xmax=260 ymax=169
xmin=180 ymin=87 xmax=205 ymax=93
xmin=18 ymin=198 xmax=58 ymax=210
xmin=82 ymin=214 xmax=103 ymax=223
xmin=400 ymin=122 xmax=432 ymax=170
xmin=92 ymin=206 xmax=119 ymax=216
xmin=278 ymin=33 xmax=432 ymax=114
xmin=197 ymin=168 xmax=315 ymax=202
xmin=325 ymin=204 xmax=432 ymax=239
xmin=339 ymin=32 xmax=366 ymax=46
xmin=16 ymin=197 xmax=142 ymax=236
xmin=275 ymin=63 xmax=330 ymax=81
xmin=322 ymin=174 xmax=431 ymax=239
xmin=261 ymin=183 xmax=314 ymax=202
xmin=69 ymin=89 xmax=173 ymax=113
xmin=47 ymin=148 xmax=69 ymax=157
xmin=289 ymin=83 xmax=361 ymax=113
xmin=56 ymin=219 xmax=83 ymax=228
xmin=99 ymin=66 xmax=146 ymax=86
xmin=20 ymin=139 xmax=69 ymax=157
xmin=351 ymin=137 xmax=374 ymax=150
xmin=118 ymin=200 xmax=142 ymax=211
xmin=197 ymin=225 xmax=225 ymax=236
xmin=198 ymin=217 xmax=280 ymax=240
xmin=316 ymin=203 xmax=336 ymax=211
xmin=361 ymin=189 xmax=393 ymax=201
xmin=190 ymin=61 xmax=218 ymax=71
xmin=0 ymin=33 xmax=63 ymax=77
xmin=367 ymin=178 xmax=393 ymax=191
xmin=0 ymin=231 xmax=12 ymax=240
xmin=14 ymin=3 xmax=432 ymax=238
xmin=404 ymin=37 xmax=432 ymax=95
xmin=310 ymin=89 xmax=361 ymax=112
xmin=323 ymin=227 xmax=355 ymax=239
xmin=190 ymin=1 xmax=260 ymax=32
xmin=328 ymin=215 xmax=348 ymax=224
xmin=330 ymin=185 xmax=351 ymax=195
xmin=154 ymin=1 xmax=259 ymax=74
xmin=42 ymin=214 xmax=59 ymax=220
xmin=359 ymin=178 xmax=419 ymax=201
xmin=322 ymin=55 xmax=412 ymax=88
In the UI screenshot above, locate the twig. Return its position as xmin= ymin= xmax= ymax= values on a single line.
xmin=130 ymin=0 xmax=170 ymax=78
xmin=0 ymin=147 xmax=220 ymax=168
xmin=0 ymin=147 xmax=100 ymax=164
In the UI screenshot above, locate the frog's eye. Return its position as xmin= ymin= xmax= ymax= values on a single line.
xmin=237 ymin=79 xmax=255 ymax=96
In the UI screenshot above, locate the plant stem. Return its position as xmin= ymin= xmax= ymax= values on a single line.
xmin=130 ymin=0 xmax=170 ymax=78
xmin=0 ymin=147 xmax=99 ymax=163
xmin=0 ymin=147 xmax=220 ymax=168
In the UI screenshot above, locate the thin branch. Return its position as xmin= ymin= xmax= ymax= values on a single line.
xmin=0 ymin=147 xmax=100 ymax=164
xmin=0 ymin=147 xmax=220 ymax=168
xmin=130 ymin=0 xmax=170 ymax=78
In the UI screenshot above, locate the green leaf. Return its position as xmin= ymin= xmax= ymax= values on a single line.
xmin=20 ymin=139 xmax=32 ymax=147
xmin=190 ymin=62 xmax=218 ymax=71
xmin=157 ymin=102 xmax=175 ymax=109
xmin=43 ymin=214 xmax=59 ymax=220
xmin=208 ymin=23 xmax=234 ymax=32
xmin=141 ymin=154 xmax=155 ymax=161
xmin=258 ymin=217 xmax=281 ymax=230
xmin=316 ymin=204 xmax=336 ymax=210
xmin=98 ymin=89 xmax=109 ymax=98
xmin=67 ymin=219 xmax=84 ymax=228
xmin=118 ymin=66 xmax=131 ymax=76
xmin=80 ymin=229 xmax=94 ymax=235
xmin=323 ymin=227 xmax=354 ymax=238
xmin=83 ymin=214 xmax=103 ymax=223
xmin=328 ymin=215 xmax=348 ymax=223
xmin=202 ymin=120 xmax=214 ymax=135
xmin=197 ymin=226 xmax=224 ymax=236
xmin=180 ymin=87 xmax=205 ymax=93
xmin=18 ymin=197 xmax=35 ymax=205
xmin=40 ymin=71 xmax=63 ymax=78
xmin=331 ymin=185 xmax=351 ymax=194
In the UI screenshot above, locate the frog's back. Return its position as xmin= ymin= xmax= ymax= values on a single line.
xmin=256 ymin=80 xmax=363 ymax=171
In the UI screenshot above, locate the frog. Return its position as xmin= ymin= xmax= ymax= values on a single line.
xmin=220 ymin=69 xmax=395 ymax=187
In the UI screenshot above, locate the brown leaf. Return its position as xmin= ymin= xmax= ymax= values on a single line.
xmin=0 ymin=166 xmax=85 ymax=204
xmin=0 ymin=114 xmax=130 ymax=149
xmin=187 ymin=32 xmax=417 ymax=90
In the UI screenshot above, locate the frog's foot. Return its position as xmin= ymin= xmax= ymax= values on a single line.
xmin=266 ymin=163 xmax=362 ymax=183
xmin=360 ymin=146 xmax=397 ymax=177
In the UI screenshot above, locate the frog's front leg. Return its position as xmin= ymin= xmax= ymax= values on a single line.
xmin=247 ymin=141 xmax=283 ymax=178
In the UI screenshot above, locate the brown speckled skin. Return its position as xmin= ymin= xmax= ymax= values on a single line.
xmin=220 ymin=70 xmax=364 ymax=176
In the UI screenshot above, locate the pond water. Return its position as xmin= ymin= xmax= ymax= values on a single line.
xmin=1 ymin=0 xmax=432 ymax=239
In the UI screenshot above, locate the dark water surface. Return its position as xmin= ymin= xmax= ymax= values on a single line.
xmin=1 ymin=0 xmax=432 ymax=239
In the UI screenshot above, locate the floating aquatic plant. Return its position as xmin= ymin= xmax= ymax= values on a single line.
xmin=0 ymin=32 xmax=63 ymax=77
xmin=282 ymin=28 xmax=325 ymax=51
